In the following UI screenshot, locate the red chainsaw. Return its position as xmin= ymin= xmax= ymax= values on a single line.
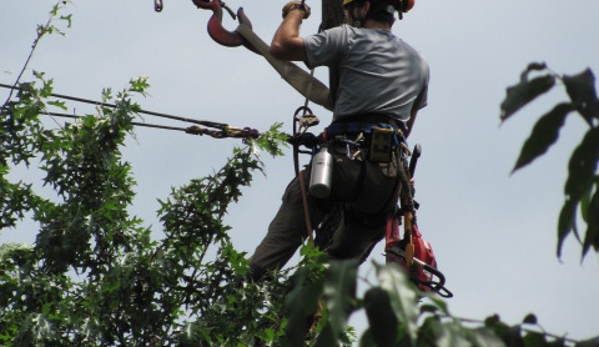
xmin=385 ymin=144 xmax=453 ymax=298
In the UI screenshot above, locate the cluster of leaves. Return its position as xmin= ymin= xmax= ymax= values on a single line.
xmin=4 ymin=0 xmax=72 ymax=102
xmin=0 ymin=75 xmax=299 ymax=346
xmin=2 ymin=2 xmax=599 ymax=346
xmin=500 ymin=63 xmax=599 ymax=259
xmin=278 ymin=256 xmax=599 ymax=347
xmin=3 ymin=75 xmax=596 ymax=347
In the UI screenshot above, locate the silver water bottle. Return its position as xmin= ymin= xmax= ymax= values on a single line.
xmin=309 ymin=146 xmax=333 ymax=199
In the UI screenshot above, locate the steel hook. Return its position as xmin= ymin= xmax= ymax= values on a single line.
xmin=192 ymin=0 xmax=255 ymax=51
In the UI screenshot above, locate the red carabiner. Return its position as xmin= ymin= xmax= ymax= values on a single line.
xmin=192 ymin=0 xmax=253 ymax=49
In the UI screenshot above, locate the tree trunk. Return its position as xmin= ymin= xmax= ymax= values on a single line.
xmin=321 ymin=0 xmax=344 ymax=30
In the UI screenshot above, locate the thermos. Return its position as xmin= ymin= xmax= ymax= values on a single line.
xmin=309 ymin=146 xmax=333 ymax=199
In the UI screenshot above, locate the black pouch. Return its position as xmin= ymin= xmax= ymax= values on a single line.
xmin=368 ymin=127 xmax=395 ymax=162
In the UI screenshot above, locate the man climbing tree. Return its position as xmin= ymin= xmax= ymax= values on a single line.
xmin=247 ymin=0 xmax=430 ymax=281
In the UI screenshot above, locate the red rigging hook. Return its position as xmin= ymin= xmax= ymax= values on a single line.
xmin=192 ymin=0 xmax=254 ymax=49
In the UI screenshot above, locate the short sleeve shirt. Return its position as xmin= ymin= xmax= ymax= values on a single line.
xmin=303 ymin=24 xmax=429 ymax=122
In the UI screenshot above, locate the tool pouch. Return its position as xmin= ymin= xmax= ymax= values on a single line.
xmin=368 ymin=127 xmax=395 ymax=162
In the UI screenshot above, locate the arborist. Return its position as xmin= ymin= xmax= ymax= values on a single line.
xmin=247 ymin=0 xmax=429 ymax=281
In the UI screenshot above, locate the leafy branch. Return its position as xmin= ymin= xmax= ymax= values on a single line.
xmin=500 ymin=62 xmax=599 ymax=259
xmin=3 ymin=0 xmax=72 ymax=106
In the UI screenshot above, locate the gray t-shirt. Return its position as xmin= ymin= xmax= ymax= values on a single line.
xmin=304 ymin=24 xmax=429 ymax=122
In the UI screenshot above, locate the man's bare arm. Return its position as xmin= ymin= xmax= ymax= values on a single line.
xmin=270 ymin=8 xmax=308 ymax=62
xmin=404 ymin=107 xmax=418 ymax=138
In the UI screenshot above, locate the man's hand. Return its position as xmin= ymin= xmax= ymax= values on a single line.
xmin=282 ymin=1 xmax=311 ymax=19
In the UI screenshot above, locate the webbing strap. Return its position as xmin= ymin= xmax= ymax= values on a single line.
xmin=235 ymin=24 xmax=333 ymax=111
xmin=325 ymin=122 xmax=399 ymax=137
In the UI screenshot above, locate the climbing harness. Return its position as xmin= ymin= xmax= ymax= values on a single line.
xmin=290 ymin=116 xmax=453 ymax=298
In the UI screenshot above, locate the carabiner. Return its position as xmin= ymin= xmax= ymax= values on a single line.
xmin=154 ymin=0 xmax=163 ymax=12
xmin=192 ymin=0 xmax=254 ymax=50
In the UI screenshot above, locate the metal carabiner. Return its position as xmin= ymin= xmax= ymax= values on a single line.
xmin=154 ymin=0 xmax=163 ymax=12
xmin=192 ymin=0 xmax=254 ymax=49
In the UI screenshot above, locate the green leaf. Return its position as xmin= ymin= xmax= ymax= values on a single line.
xmin=284 ymin=270 xmax=324 ymax=347
xmin=314 ymin=323 xmax=338 ymax=347
xmin=323 ymin=259 xmax=358 ymax=341
xmin=499 ymin=326 xmax=524 ymax=347
xmin=375 ymin=263 xmax=419 ymax=344
xmin=47 ymin=99 xmax=68 ymax=111
xmin=500 ymin=63 xmax=556 ymax=121
xmin=520 ymin=62 xmax=549 ymax=79
xmin=469 ymin=327 xmax=507 ymax=347
xmin=522 ymin=313 xmax=537 ymax=325
xmin=523 ymin=332 xmax=546 ymax=347
xmin=359 ymin=329 xmax=377 ymax=347
xmin=364 ymin=287 xmax=398 ymax=347
xmin=483 ymin=315 xmax=519 ymax=347
xmin=560 ymin=127 xmax=599 ymax=257
xmin=512 ymin=103 xmax=573 ymax=172
xmin=547 ymin=337 xmax=568 ymax=347
xmin=574 ymin=336 xmax=599 ymax=347
xmin=129 ymin=76 xmax=150 ymax=94
xmin=418 ymin=316 xmax=444 ymax=347
xmin=582 ymin=187 xmax=599 ymax=257
xmin=562 ymin=68 xmax=599 ymax=126
xmin=484 ymin=315 xmax=501 ymax=327
xmin=419 ymin=318 xmax=474 ymax=347
xmin=557 ymin=197 xmax=579 ymax=258
xmin=580 ymin=183 xmax=593 ymax=223
xmin=420 ymin=304 xmax=440 ymax=315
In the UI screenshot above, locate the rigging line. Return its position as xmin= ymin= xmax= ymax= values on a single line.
xmin=0 ymin=82 xmax=230 ymax=130
xmin=43 ymin=111 xmax=264 ymax=140
xmin=44 ymin=111 xmax=191 ymax=132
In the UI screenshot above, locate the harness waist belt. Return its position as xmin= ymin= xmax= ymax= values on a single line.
xmin=324 ymin=115 xmax=406 ymax=138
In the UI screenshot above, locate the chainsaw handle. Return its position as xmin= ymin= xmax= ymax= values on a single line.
xmin=413 ymin=257 xmax=453 ymax=298
xmin=408 ymin=143 xmax=421 ymax=178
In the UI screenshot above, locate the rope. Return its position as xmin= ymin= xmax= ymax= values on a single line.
xmin=41 ymin=112 xmax=260 ymax=140
xmin=0 ymin=82 xmax=232 ymax=130
xmin=297 ymin=70 xmax=317 ymax=244
xmin=1 ymin=83 xmax=262 ymax=140
xmin=185 ymin=124 xmax=260 ymax=139
xmin=45 ymin=112 xmax=190 ymax=132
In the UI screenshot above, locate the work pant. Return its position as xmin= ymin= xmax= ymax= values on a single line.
xmin=249 ymin=141 xmax=402 ymax=275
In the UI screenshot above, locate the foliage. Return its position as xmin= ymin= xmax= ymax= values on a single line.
xmin=0 ymin=73 xmax=294 ymax=346
xmin=500 ymin=62 xmax=599 ymax=259
xmin=2 ymin=78 xmax=598 ymax=347
xmin=1 ymin=3 xmax=599 ymax=347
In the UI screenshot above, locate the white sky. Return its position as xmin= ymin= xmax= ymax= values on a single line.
xmin=2 ymin=0 xmax=599 ymax=342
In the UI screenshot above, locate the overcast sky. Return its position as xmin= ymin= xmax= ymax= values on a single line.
xmin=2 ymin=0 xmax=599 ymax=342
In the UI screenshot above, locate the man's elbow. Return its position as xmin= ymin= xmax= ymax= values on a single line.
xmin=269 ymin=42 xmax=286 ymax=60
xmin=269 ymin=38 xmax=306 ymax=61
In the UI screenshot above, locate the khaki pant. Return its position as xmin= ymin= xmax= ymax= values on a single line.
xmin=249 ymin=141 xmax=401 ymax=273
